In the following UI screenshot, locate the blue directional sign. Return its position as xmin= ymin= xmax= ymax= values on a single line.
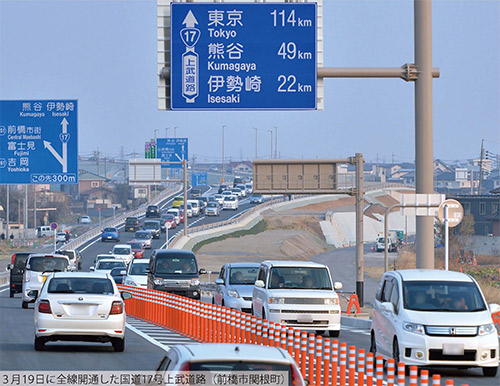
xmin=156 ymin=138 xmax=188 ymax=169
xmin=191 ymin=172 xmax=208 ymax=187
xmin=0 ymin=100 xmax=78 ymax=184
xmin=171 ymin=3 xmax=316 ymax=110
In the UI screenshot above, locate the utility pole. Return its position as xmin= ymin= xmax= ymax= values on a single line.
xmin=267 ymin=129 xmax=273 ymax=159
xmin=354 ymin=153 xmax=364 ymax=307
xmin=478 ymin=139 xmax=484 ymax=194
xmin=33 ymin=186 xmax=37 ymax=229
xmin=253 ymin=128 xmax=258 ymax=160
xmin=96 ymin=148 xmax=100 ymax=176
xmin=174 ymin=126 xmax=177 ymax=138
xmin=274 ymin=126 xmax=278 ymax=159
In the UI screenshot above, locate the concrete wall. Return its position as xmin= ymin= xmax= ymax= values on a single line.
xmin=470 ymin=236 xmax=500 ymax=256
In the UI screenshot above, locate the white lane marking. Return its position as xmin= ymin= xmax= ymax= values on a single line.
xmin=228 ymin=207 xmax=251 ymax=220
xmin=126 ymin=323 xmax=170 ymax=352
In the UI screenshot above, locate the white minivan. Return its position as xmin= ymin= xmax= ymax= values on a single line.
xmin=371 ymin=269 xmax=499 ymax=377
xmin=252 ymin=261 xmax=342 ymax=337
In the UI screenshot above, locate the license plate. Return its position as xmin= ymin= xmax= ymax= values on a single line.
xmin=107 ymin=236 xmax=112 ymax=239
xmin=442 ymin=344 xmax=464 ymax=355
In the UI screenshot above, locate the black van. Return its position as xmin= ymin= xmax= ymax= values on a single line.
xmin=125 ymin=216 xmax=140 ymax=232
xmin=7 ymin=252 xmax=33 ymax=297
xmin=147 ymin=249 xmax=206 ymax=299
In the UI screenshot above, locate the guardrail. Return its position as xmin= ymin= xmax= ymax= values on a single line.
xmin=169 ymin=196 xmax=289 ymax=248
xmin=62 ymin=185 xmax=182 ymax=251
xmin=118 ymin=284 xmax=471 ymax=386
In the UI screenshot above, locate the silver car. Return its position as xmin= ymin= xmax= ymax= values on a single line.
xmin=214 ymin=263 xmax=260 ymax=313
xmin=156 ymin=343 xmax=305 ymax=385
xmin=32 ymin=271 xmax=132 ymax=351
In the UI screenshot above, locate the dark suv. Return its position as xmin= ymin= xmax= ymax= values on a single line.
xmin=147 ymin=249 xmax=206 ymax=299
xmin=125 ymin=216 xmax=140 ymax=232
xmin=146 ymin=205 xmax=160 ymax=218
xmin=7 ymin=252 xmax=33 ymax=297
xmin=143 ymin=220 xmax=161 ymax=239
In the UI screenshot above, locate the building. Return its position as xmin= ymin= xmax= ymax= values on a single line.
xmin=455 ymin=194 xmax=500 ymax=236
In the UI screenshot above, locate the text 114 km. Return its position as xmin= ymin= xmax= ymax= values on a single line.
xmin=271 ymin=9 xmax=313 ymax=27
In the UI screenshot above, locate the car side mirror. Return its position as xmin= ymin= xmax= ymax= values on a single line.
xmin=6 ymin=265 xmax=11 ymax=271
xmin=89 ymin=266 xmax=95 ymax=271
xmin=145 ymin=268 xmax=151 ymax=273
xmin=120 ymin=270 xmax=127 ymax=275
xmin=215 ymin=278 xmax=224 ymax=285
xmin=489 ymin=303 xmax=500 ymax=314
xmin=121 ymin=291 xmax=133 ymax=300
xmin=199 ymin=268 xmax=207 ymax=275
xmin=28 ymin=290 xmax=39 ymax=299
xmin=334 ymin=282 xmax=343 ymax=290
xmin=255 ymin=280 xmax=265 ymax=288
xmin=380 ymin=302 xmax=394 ymax=314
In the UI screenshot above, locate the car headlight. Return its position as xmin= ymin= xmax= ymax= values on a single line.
xmin=227 ymin=288 xmax=240 ymax=298
xmin=153 ymin=278 xmax=164 ymax=285
xmin=324 ymin=298 xmax=339 ymax=305
xmin=190 ymin=279 xmax=200 ymax=286
xmin=268 ymin=297 xmax=285 ymax=304
xmin=402 ymin=321 xmax=425 ymax=335
xmin=478 ymin=323 xmax=496 ymax=336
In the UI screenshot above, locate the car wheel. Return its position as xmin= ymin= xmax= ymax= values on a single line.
xmin=262 ymin=309 xmax=266 ymax=320
xmin=483 ymin=367 xmax=498 ymax=377
xmin=22 ymin=301 xmax=29 ymax=309
xmin=34 ymin=337 xmax=45 ymax=351
xmin=9 ymin=291 xmax=14 ymax=298
xmin=393 ymin=337 xmax=400 ymax=363
xmin=370 ymin=331 xmax=377 ymax=354
xmin=112 ymin=337 xmax=125 ymax=352
xmin=329 ymin=330 xmax=340 ymax=338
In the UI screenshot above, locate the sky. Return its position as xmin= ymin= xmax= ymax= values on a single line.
xmin=1 ymin=0 xmax=499 ymax=165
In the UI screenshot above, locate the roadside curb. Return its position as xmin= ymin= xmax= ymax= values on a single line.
xmin=341 ymin=315 xmax=372 ymax=330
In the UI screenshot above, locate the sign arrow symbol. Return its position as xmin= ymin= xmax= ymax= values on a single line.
xmin=44 ymin=140 xmax=64 ymax=166
xmin=60 ymin=118 xmax=68 ymax=172
xmin=182 ymin=11 xmax=198 ymax=28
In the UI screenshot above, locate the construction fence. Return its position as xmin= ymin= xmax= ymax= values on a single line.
xmin=118 ymin=285 xmax=483 ymax=386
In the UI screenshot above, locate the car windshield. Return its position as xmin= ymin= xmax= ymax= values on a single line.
xmin=97 ymin=255 xmax=114 ymax=261
xmin=268 ymin=267 xmax=332 ymax=290
xmin=189 ymin=361 xmax=290 ymax=372
xmin=135 ymin=231 xmax=151 ymax=239
xmin=207 ymin=203 xmax=217 ymax=208
xmin=97 ymin=261 xmax=126 ymax=270
xmin=155 ymin=256 xmax=197 ymax=274
xmin=129 ymin=263 xmax=148 ymax=276
xmin=229 ymin=267 xmax=258 ymax=285
xmin=128 ymin=242 xmax=143 ymax=250
xmin=126 ymin=218 xmax=138 ymax=225
xmin=103 ymin=228 xmax=116 ymax=233
xmin=27 ymin=257 xmax=68 ymax=272
xmin=144 ymin=223 xmax=158 ymax=229
xmin=163 ymin=214 xmax=175 ymax=220
xmin=402 ymin=280 xmax=487 ymax=312
xmin=174 ymin=196 xmax=183 ymax=201
xmin=225 ymin=197 xmax=236 ymax=201
xmin=48 ymin=277 xmax=114 ymax=294
xmin=113 ymin=247 xmax=131 ymax=255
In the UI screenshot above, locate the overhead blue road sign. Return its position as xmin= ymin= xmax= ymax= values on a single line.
xmin=191 ymin=172 xmax=208 ymax=187
xmin=0 ymin=100 xmax=78 ymax=184
xmin=156 ymin=138 xmax=188 ymax=168
xmin=171 ymin=3 xmax=317 ymax=110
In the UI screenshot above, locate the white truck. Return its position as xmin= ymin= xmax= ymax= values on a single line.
xmin=252 ymin=261 xmax=343 ymax=337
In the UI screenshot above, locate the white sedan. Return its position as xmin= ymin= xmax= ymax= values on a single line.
xmin=32 ymin=271 xmax=132 ymax=351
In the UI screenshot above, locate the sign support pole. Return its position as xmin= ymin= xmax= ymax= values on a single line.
xmin=53 ymin=229 xmax=57 ymax=251
xmin=444 ymin=204 xmax=449 ymax=271
xmin=183 ymin=159 xmax=188 ymax=236
xmin=6 ymin=185 xmax=10 ymax=241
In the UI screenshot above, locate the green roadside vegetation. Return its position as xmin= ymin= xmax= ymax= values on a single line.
xmin=191 ymin=220 xmax=268 ymax=254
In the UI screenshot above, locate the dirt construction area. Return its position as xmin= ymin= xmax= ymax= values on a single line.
xmin=196 ymin=210 xmax=332 ymax=274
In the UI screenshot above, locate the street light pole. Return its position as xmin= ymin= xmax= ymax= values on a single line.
xmin=222 ymin=125 xmax=226 ymax=183
xmin=267 ymin=130 xmax=273 ymax=159
xmin=274 ymin=126 xmax=278 ymax=159
xmin=253 ymin=128 xmax=258 ymax=160
xmin=174 ymin=126 xmax=177 ymax=138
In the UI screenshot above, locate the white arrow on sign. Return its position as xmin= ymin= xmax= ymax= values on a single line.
xmin=44 ymin=118 xmax=69 ymax=173
xmin=182 ymin=10 xmax=198 ymax=28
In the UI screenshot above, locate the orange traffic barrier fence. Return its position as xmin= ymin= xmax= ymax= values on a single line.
xmin=119 ymin=284 xmax=474 ymax=386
